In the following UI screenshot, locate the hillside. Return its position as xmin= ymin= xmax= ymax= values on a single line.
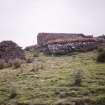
xmin=0 ymin=51 xmax=105 ymax=105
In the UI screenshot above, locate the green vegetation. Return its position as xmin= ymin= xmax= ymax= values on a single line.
xmin=0 ymin=51 xmax=105 ymax=105
xmin=0 ymin=59 xmax=6 ymax=69
xmin=97 ymin=50 xmax=105 ymax=63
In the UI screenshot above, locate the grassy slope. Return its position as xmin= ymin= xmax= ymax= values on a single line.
xmin=0 ymin=51 xmax=105 ymax=104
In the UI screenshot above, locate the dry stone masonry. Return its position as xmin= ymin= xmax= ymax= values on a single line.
xmin=37 ymin=33 xmax=105 ymax=55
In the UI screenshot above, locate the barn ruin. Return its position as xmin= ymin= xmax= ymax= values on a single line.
xmin=37 ymin=33 xmax=105 ymax=55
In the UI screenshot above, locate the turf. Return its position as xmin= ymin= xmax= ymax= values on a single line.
xmin=0 ymin=51 xmax=105 ymax=105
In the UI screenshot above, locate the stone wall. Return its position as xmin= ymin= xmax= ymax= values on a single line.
xmin=37 ymin=33 xmax=105 ymax=55
xmin=37 ymin=33 xmax=88 ymax=46
xmin=46 ymin=41 xmax=97 ymax=54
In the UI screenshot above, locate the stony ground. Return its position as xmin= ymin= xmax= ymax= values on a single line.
xmin=0 ymin=51 xmax=105 ymax=105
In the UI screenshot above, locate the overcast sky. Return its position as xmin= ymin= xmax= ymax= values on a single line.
xmin=0 ymin=0 xmax=105 ymax=47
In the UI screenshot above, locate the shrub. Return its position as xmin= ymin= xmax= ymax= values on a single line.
xmin=24 ymin=45 xmax=36 ymax=52
xmin=9 ymin=87 xmax=17 ymax=99
xmin=97 ymin=51 xmax=105 ymax=62
xmin=0 ymin=59 xmax=15 ymax=69
xmin=31 ymin=61 xmax=43 ymax=72
xmin=0 ymin=59 xmax=5 ymax=69
xmin=26 ymin=58 xmax=33 ymax=63
xmin=8 ymin=59 xmax=14 ymax=67
xmin=73 ymin=69 xmax=83 ymax=86
xmin=9 ymin=82 xmax=17 ymax=99
xmin=31 ymin=62 xmax=39 ymax=72
xmin=97 ymin=47 xmax=104 ymax=53
xmin=12 ymin=58 xmax=23 ymax=69
xmin=33 ymin=52 xmax=39 ymax=57
xmin=94 ymin=96 xmax=105 ymax=105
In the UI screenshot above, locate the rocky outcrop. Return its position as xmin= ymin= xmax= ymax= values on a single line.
xmin=37 ymin=33 xmax=105 ymax=55
xmin=0 ymin=41 xmax=25 ymax=61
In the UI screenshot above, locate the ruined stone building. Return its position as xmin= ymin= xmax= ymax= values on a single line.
xmin=37 ymin=33 xmax=105 ymax=54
